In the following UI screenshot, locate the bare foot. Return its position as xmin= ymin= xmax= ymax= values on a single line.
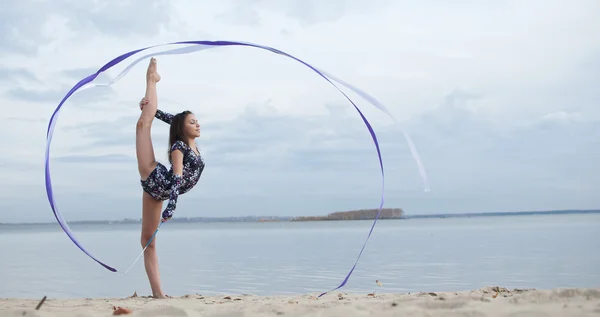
xmin=146 ymin=57 xmax=161 ymax=83
xmin=152 ymin=293 xmax=170 ymax=299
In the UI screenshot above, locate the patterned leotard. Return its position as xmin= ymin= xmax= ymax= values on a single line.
xmin=140 ymin=109 xmax=206 ymax=220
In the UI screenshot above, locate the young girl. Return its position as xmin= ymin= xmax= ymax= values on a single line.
xmin=136 ymin=58 xmax=205 ymax=298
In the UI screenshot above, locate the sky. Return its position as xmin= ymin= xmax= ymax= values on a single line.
xmin=1 ymin=0 xmax=599 ymax=223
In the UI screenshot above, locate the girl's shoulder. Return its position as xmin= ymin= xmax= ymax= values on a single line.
xmin=170 ymin=140 xmax=189 ymax=153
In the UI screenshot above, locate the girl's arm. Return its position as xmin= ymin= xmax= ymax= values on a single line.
xmin=161 ymin=142 xmax=185 ymax=221
xmin=155 ymin=109 xmax=174 ymax=124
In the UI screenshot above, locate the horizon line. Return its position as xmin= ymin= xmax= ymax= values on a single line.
xmin=1 ymin=208 xmax=599 ymax=226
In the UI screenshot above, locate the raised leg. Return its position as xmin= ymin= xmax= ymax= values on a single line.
xmin=136 ymin=57 xmax=162 ymax=181
xmin=140 ymin=191 xmax=166 ymax=299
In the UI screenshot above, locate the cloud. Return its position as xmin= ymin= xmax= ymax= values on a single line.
xmin=0 ymin=1 xmax=53 ymax=54
xmin=0 ymin=0 xmax=173 ymax=55
xmin=58 ymin=0 xmax=173 ymax=37
xmin=402 ymin=88 xmax=600 ymax=197
xmin=224 ymin=0 xmax=394 ymax=26
xmin=5 ymin=87 xmax=66 ymax=103
xmin=4 ymin=85 xmax=116 ymax=112
xmin=216 ymin=2 xmax=263 ymax=27
xmin=0 ymin=66 xmax=39 ymax=83
xmin=0 ymin=0 xmax=599 ymax=223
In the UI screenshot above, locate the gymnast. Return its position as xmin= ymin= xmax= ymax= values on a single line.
xmin=136 ymin=58 xmax=205 ymax=298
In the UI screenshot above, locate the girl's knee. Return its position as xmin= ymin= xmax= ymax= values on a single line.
xmin=136 ymin=117 xmax=152 ymax=131
xmin=141 ymin=235 xmax=156 ymax=248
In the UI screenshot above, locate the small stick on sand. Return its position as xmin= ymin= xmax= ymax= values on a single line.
xmin=35 ymin=296 xmax=47 ymax=310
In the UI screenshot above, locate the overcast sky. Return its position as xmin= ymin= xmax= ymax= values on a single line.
xmin=1 ymin=0 xmax=598 ymax=223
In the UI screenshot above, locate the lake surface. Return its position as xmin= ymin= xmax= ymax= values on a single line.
xmin=1 ymin=213 xmax=599 ymax=299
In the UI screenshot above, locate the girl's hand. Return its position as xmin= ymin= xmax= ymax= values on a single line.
xmin=139 ymin=97 xmax=148 ymax=110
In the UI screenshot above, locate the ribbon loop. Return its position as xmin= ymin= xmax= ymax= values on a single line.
xmin=45 ymin=40 xmax=429 ymax=296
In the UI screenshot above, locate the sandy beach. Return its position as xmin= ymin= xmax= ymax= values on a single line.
xmin=1 ymin=287 xmax=599 ymax=317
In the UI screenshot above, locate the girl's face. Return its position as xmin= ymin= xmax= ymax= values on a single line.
xmin=183 ymin=114 xmax=201 ymax=139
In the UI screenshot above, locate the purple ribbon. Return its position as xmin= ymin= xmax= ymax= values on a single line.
xmin=45 ymin=40 xmax=428 ymax=297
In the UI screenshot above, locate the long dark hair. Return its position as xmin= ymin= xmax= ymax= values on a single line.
xmin=168 ymin=110 xmax=193 ymax=163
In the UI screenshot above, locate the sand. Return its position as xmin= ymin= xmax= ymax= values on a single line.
xmin=1 ymin=287 xmax=599 ymax=317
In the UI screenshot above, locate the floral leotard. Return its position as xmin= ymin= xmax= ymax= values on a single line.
xmin=140 ymin=109 xmax=205 ymax=220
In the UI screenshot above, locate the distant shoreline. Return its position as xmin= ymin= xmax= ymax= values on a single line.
xmin=1 ymin=209 xmax=598 ymax=226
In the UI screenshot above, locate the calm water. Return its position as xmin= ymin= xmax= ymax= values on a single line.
xmin=1 ymin=214 xmax=599 ymax=299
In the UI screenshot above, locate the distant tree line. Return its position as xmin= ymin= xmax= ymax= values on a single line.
xmin=291 ymin=208 xmax=404 ymax=221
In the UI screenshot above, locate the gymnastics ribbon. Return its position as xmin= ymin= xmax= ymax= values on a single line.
xmin=45 ymin=40 xmax=430 ymax=296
